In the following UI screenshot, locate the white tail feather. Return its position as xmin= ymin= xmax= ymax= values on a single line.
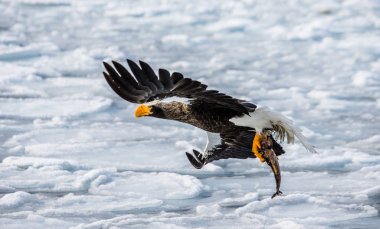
xmin=257 ymin=107 xmax=318 ymax=154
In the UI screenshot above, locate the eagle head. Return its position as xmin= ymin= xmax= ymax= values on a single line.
xmin=134 ymin=102 xmax=188 ymax=120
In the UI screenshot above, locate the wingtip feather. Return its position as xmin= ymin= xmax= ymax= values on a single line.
xmin=102 ymin=71 xmax=109 ymax=78
xmin=103 ymin=61 xmax=111 ymax=69
xmin=111 ymin=60 xmax=121 ymax=66
xmin=126 ymin=59 xmax=135 ymax=66
xmin=139 ymin=60 xmax=148 ymax=66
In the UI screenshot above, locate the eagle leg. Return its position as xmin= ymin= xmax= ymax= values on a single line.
xmin=252 ymin=133 xmax=265 ymax=162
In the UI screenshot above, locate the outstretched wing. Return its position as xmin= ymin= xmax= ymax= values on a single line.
xmin=186 ymin=129 xmax=285 ymax=169
xmin=103 ymin=59 xmax=253 ymax=114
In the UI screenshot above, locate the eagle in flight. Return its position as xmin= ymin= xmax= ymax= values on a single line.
xmin=103 ymin=59 xmax=317 ymax=198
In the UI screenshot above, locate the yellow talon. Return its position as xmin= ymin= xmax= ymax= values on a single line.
xmin=252 ymin=133 xmax=265 ymax=163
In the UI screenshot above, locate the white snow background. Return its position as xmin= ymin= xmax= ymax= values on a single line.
xmin=0 ymin=0 xmax=380 ymax=228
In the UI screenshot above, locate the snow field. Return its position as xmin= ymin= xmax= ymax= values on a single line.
xmin=1 ymin=0 xmax=380 ymax=228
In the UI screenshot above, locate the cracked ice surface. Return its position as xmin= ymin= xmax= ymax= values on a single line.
xmin=0 ymin=0 xmax=380 ymax=228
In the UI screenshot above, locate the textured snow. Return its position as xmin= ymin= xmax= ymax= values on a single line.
xmin=0 ymin=0 xmax=380 ymax=228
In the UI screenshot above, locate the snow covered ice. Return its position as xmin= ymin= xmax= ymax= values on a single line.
xmin=0 ymin=0 xmax=380 ymax=228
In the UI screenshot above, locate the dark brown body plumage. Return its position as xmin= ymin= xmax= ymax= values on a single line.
xmin=153 ymin=101 xmax=240 ymax=133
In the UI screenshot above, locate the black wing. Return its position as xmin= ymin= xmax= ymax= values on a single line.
xmin=186 ymin=130 xmax=285 ymax=169
xmin=103 ymin=59 xmax=255 ymax=115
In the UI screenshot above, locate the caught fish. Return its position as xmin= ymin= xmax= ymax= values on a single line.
xmin=263 ymin=148 xmax=282 ymax=198
xmin=259 ymin=130 xmax=283 ymax=198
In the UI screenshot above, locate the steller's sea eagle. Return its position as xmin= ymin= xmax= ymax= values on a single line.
xmin=103 ymin=59 xmax=317 ymax=198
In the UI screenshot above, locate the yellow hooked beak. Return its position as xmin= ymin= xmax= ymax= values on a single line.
xmin=134 ymin=104 xmax=152 ymax=118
